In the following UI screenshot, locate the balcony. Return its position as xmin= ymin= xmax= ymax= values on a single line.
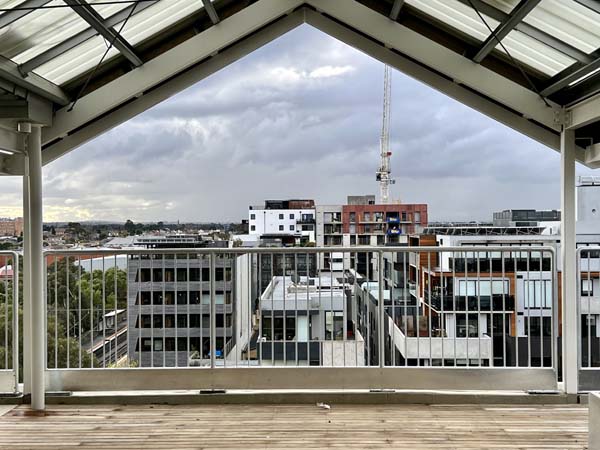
xmin=0 ymin=243 xmax=596 ymax=447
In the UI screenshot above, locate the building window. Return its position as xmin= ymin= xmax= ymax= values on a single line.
xmin=250 ymin=214 xmax=255 ymax=220
xmin=349 ymin=212 xmax=356 ymax=222
xmin=364 ymin=212 xmax=371 ymax=222
xmin=325 ymin=312 xmax=344 ymax=340
xmin=250 ymin=225 xmax=256 ymax=231
xmin=290 ymin=214 xmax=294 ymax=219
xmin=401 ymin=212 xmax=407 ymax=221
xmin=290 ymin=225 xmax=295 ymax=231
xmin=279 ymin=225 xmax=284 ymax=231
xmin=414 ymin=212 xmax=421 ymax=223
xmin=456 ymin=314 xmax=479 ymax=338
xmin=279 ymin=214 xmax=284 ymax=220
xmin=141 ymin=338 xmax=152 ymax=352
xmin=582 ymin=279 xmax=594 ymax=297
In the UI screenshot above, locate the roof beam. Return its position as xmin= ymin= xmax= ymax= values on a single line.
xmin=303 ymin=6 xmax=589 ymax=164
xmin=541 ymin=57 xmax=600 ymax=97
xmin=574 ymin=0 xmax=600 ymax=14
xmin=201 ymin=0 xmax=220 ymax=24
xmin=457 ymin=0 xmax=592 ymax=64
xmin=567 ymin=93 xmax=600 ymax=130
xmin=472 ymin=0 xmax=541 ymax=63
xmin=64 ymin=0 xmax=143 ymax=68
xmin=42 ymin=0 xmax=305 ymax=160
xmin=306 ymin=0 xmax=558 ymax=131
xmin=20 ymin=0 xmax=155 ymax=74
xmin=0 ymin=56 xmax=70 ymax=105
xmin=0 ymin=0 xmax=51 ymax=29
xmin=389 ymin=0 xmax=405 ymax=21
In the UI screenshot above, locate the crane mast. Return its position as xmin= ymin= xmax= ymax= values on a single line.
xmin=376 ymin=65 xmax=395 ymax=204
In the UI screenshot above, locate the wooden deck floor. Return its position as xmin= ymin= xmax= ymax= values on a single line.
xmin=0 ymin=403 xmax=589 ymax=449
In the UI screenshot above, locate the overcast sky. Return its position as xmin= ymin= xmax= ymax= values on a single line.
xmin=0 ymin=25 xmax=597 ymax=223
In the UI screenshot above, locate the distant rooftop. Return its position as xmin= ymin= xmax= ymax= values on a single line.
xmin=424 ymin=226 xmax=552 ymax=236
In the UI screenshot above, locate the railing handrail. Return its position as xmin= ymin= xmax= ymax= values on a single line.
xmin=41 ymin=245 xmax=557 ymax=256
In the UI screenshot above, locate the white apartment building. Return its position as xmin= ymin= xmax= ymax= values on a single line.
xmin=248 ymin=199 xmax=316 ymax=244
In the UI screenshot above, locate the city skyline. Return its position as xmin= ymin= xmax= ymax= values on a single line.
xmin=0 ymin=25 xmax=594 ymax=223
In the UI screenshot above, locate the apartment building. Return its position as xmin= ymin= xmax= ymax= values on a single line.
xmin=493 ymin=209 xmax=561 ymax=227
xmin=248 ymin=199 xmax=316 ymax=245
xmin=342 ymin=196 xmax=427 ymax=245
xmin=127 ymin=235 xmax=236 ymax=367
xmin=0 ymin=217 xmax=23 ymax=237
xmin=256 ymin=273 xmax=364 ymax=366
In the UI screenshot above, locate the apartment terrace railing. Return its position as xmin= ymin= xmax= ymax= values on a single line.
xmin=0 ymin=251 xmax=18 ymax=393
xmin=577 ymin=246 xmax=600 ymax=391
xmin=0 ymin=246 xmax=565 ymax=394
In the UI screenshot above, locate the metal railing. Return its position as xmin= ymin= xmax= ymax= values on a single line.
xmin=42 ymin=246 xmax=558 ymax=392
xmin=577 ymin=246 xmax=600 ymax=391
xmin=0 ymin=251 xmax=18 ymax=393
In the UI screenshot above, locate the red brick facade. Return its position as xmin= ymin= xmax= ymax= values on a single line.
xmin=342 ymin=204 xmax=428 ymax=235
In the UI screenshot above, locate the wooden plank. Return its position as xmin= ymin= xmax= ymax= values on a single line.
xmin=0 ymin=404 xmax=588 ymax=449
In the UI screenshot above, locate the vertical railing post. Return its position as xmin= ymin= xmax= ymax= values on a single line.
xmin=22 ymin=156 xmax=31 ymax=395
xmin=26 ymin=124 xmax=45 ymax=410
xmin=12 ymin=253 xmax=19 ymax=393
xmin=561 ymin=127 xmax=578 ymax=394
xmin=210 ymin=253 xmax=216 ymax=369
xmin=378 ymin=250 xmax=385 ymax=368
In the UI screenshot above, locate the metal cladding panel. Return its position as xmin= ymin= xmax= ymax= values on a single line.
xmin=89 ymin=0 xmax=131 ymax=19
xmin=407 ymin=0 xmax=599 ymax=77
xmin=497 ymin=29 xmax=577 ymax=76
xmin=0 ymin=0 xmax=89 ymax=64
xmin=34 ymin=0 xmax=205 ymax=85
xmin=406 ymin=0 xmax=499 ymax=42
xmin=522 ymin=0 xmax=600 ymax=54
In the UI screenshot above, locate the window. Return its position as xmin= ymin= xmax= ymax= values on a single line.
xmin=140 ymin=315 xmax=152 ymax=328
xmin=165 ymin=338 xmax=176 ymax=351
xmin=325 ymin=312 xmax=344 ymax=340
xmin=177 ymin=338 xmax=188 ymax=351
xmin=349 ymin=212 xmax=356 ymax=222
xmin=138 ymin=291 xmax=152 ymax=305
xmin=279 ymin=225 xmax=284 ymax=231
xmin=153 ymin=338 xmax=163 ymax=352
xmin=290 ymin=213 xmax=294 ymax=219
xmin=176 ymin=268 xmax=187 ymax=282
xmin=524 ymin=280 xmax=552 ymax=308
xmin=279 ymin=214 xmax=284 ymax=220
xmin=250 ymin=225 xmax=256 ymax=231
xmin=456 ymin=314 xmax=479 ymax=337
xmin=141 ymin=338 xmax=152 ymax=352
xmin=457 ymin=280 xmax=509 ymax=296
xmin=524 ymin=317 xmax=552 ymax=337
xmin=415 ymin=212 xmax=421 ymax=223
xmin=582 ymin=279 xmax=594 ymax=297
xmin=250 ymin=214 xmax=255 ymax=220
xmin=261 ymin=317 xmax=296 ymax=340
xmin=289 ymin=225 xmax=295 ymax=231
xmin=401 ymin=212 xmax=407 ymax=221
xmin=364 ymin=212 xmax=371 ymax=222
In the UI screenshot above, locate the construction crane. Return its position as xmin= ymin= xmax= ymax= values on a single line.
xmin=375 ymin=65 xmax=395 ymax=204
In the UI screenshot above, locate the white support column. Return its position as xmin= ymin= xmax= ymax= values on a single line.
xmin=27 ymin=125 xmax=45 ymax=410
xmin=561 ymin=128 xmax=578 ymax=394
xmin=22 ymin=154 xmax=31 ymax=395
